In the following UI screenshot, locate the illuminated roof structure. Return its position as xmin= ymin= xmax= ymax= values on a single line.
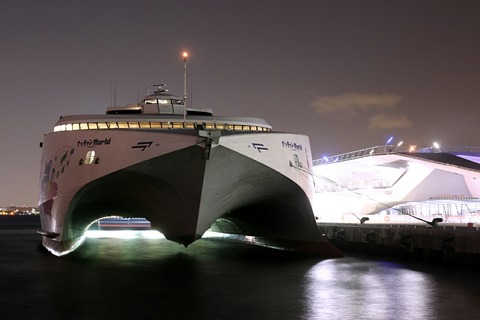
xmin=312 ymin=146 xmax=480 ymax=226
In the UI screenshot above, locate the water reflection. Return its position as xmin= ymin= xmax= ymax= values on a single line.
xmin=3 ymin=229 xmax=480 ymax=319
xmin=82 ymin=230 xmax=479 ymax=319
xmin=305 ymin=258 xmax=436 ymax=319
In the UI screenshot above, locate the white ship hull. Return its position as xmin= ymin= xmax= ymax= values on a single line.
xmin=39 ymin=128 xmax=340 ymax=256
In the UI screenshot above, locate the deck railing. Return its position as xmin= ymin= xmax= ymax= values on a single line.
xmin=313 ymin=145 xmax=480 ymax=166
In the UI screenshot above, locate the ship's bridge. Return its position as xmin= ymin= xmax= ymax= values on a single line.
xmin=311 ymin=145 xmax=480 ymax=226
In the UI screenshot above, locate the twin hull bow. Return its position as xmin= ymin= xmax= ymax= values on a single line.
xmin=39 ymin=129 xmax=336 ymax=256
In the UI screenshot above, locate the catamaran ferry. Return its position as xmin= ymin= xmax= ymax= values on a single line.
xmin=38 ymin=84 xmax=340 ymax=257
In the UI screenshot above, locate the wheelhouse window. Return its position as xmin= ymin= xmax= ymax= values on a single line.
xmin=144 ymin=99 xmax=170 ymax=104
xmin=53 ymin=120 xmax=272 ymax=132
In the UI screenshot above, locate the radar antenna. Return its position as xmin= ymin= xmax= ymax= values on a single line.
xmin=153 ymin=84 xmax=167 ymax=93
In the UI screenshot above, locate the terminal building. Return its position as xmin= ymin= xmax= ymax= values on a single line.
xmin=311 ymin=145 xmax=480 ymax=227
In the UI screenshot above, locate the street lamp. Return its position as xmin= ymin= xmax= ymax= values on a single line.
xmin=394 ymin=140 xmax=403 ymax=152
xmin=384 ymin=136 xmax=393 ymax=152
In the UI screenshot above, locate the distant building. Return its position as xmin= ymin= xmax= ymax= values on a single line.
xmin=0 ymin=206 xmax=39 ymax=215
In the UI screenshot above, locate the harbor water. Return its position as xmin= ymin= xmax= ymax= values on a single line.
xmin=1 ymin=217 xmax=480 ymax=319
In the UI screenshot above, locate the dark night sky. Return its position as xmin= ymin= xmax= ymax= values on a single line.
xmin=1 ymin=0 xmax=479 ymax=206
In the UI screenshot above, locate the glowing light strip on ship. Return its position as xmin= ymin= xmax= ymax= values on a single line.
xmin=84 ymin=230 xmax=219 ymax=240
xmin=53 ymin=121 xmax=272 ymax=132
xmin=85 ymin=230 xmax=165 ymax=239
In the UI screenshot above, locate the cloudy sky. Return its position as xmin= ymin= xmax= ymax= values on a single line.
xmin=1 ymin=0 xmax=479 ymax=206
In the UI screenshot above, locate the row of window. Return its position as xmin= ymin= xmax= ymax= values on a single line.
xmin=53 ymin=121 xmax=271 ymax=132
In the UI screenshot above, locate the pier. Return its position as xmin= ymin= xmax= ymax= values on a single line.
xmin=318 ymin=223 xmax=480 ymax=264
